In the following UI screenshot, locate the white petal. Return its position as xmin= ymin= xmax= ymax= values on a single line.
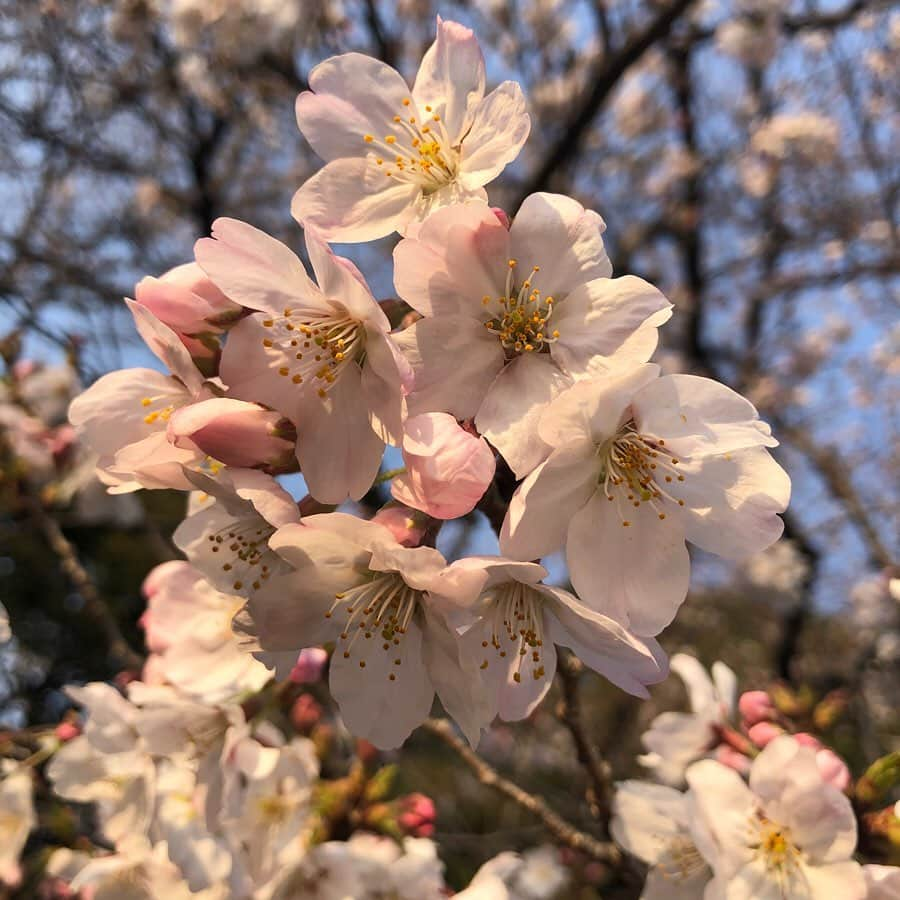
xmin=458 ymin=81 xmax=531 ymax=190
xmin=550 ymin=276 xmax=672 ymax=377
xmin=567 ymin=492 xmax=690 ymax=636
xmin=670 ymin=654 xmax=716 ymax=712
xmin=395 ymin=315 xmax=503 ymax=420
xmin=611 ymin=780 xmax=689 ymax=863
xmin=126 ymin=300 xmax=203 ymax=393
xmin=499 ymin=445 xmax=599 ymax=562
xmin=633 ymin=374 xmax=778 ymax=458
xmin=476 ymin=353 xmax=572 ymax=478
xmin=508 ymin=193 xmax=612 ymax=297
xmin=194 ymin=217 xmax=319 ymax=316
xmin=292 ymin=157 xmax=420 ymax=243
xmin=800 ymin=862 xmax=866 ymax=900
xmin=361 ymin=328 xmax=409 ymax=444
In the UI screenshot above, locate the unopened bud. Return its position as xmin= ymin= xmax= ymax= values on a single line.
xmin=738 ymin=690 xmax=776 ymax=726
xmin=135 ymin=262 xmax=241 ymax=335
xmin=812 ymin=689 xmax=850 ymax=731
xmin=856 ymin=752 xmax=900 ymax=806
xmin=54 ymin=721 xmax=80 ymax=743
xmin=372 ymin=504 xmax=430 ymax=548
xmin=491 ymin=207 xmax=511 ymax=229
xmin=289 ymin=693 xmax=323 ymax=733
xmin=769 ymin=682 xmax=811 ymax=718
xmin=168 ymin=398 xmax=295 ymax=470
xmin=815 ymin=747 xmax=851 ymax=792
xmin=289 ymin=647 xmax=328 ymax=684
xmin=748 ymin=722 xmax=784 ymax=748
xmin=397 ymin=792 xmax=436 ymax=837
xmin=792 ymin=732 xmax=823 ymax=750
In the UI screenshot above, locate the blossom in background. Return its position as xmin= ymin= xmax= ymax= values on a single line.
xmin=611 ymin=780 xmax=713 ymax=900
xmin=68 ymin=300 xmax=216 ymax=492
xmin=393 ymin=197 xmax=672 ymax=476
xmin=687 ymin=735 xmax=866 ymax=899
xmin=391 ymin=412 xmax=496 ymax=519
xmin=292 ymin=17 xmax=530 ymax=241
xmin=441 ymin=556 xmax=666 ymax=722
xmin=195 ymin=218 xmax=410 ymax=502
xmin=639 ymin=654 xmax=737 ymax=785
xmin=235 ymin=513 xmax=491 ymax=748
xmin=501 ymin=365 xmax=790 ymax=634
xmin=0 ymin=766 xmax=34 ymax=887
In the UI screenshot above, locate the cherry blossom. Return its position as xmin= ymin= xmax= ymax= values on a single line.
xmin=501 ymin=365 xmax=790 ymax=634
xmin=195 ymin=217 xmax=410 ymax=502
xmin=687 ymin=735 xmax=866 ymax=900
xmin=0 ymin=766 xmax=34 ymax=887
xmin=291 ymin=17 xmax=530 ymax=241
xmin=234 ymin=513 xmax=491 ymax=748
xmin=393 ymin=197 xmax=672 ymax=475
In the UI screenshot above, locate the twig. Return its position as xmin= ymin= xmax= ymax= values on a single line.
xmin=555 ymin=654 xmax=614 ymax=829
xmin=423 ymin=718 xmax=621 ymax=865
xmin=23 ymin=494 xmax=144 ymax=672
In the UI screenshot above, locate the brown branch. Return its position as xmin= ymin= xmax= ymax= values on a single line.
xmin=555 ymin=654 xmax=614 ymax=829
xmin=516 ymin=0 xmax=696 ymax=205
xmin=22 ymin=493 xmax=144 ymax=672
xmin=423 ymin=718 xmax=621 ymax=865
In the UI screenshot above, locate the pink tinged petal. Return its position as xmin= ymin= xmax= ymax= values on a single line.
xmin=726 ymin=859 xmax=791 ymax=900
xmin=104 ymin=430 xmax=200 ymax=491
xmin=298 ymin=52 xmax=412 ymax=162
xmin=167 ymin=398 xmax=293 ymax=469
xmin=413 ymin=16 xmax=485 ymax=139
xmin=295 ymin=511 xmax=394 ymax=552
xmin=421 ymin=605 xmax=492 ymax=746
xmin=799 ymin=862 xmax=866 ymax=900
xmin=366 ymin=542 xmax=447 ymax=593
xmin=497 ymin=636 xmax=556 ymax=722
xmin=303 ymin=227 xmax=387 ymax=327
xmin=68 ymin=368 xmax=190 ymax=460
xmin=126 ymin=299 xmax=203 ymax=394
xmin=543 ymin=586 xmax=667 ymax=697
xmin=395 ymin=315 xmax=503 ymax=420
xmin=567 ymin=492 xmax=691 ymax=636
xmin=458 ymin=81 xmax=531 ymax=190
xmin=329 ymin=618 xmax=435 ymax=750
xmin=291 ymin=157 xmax=420 ymax=243
xmin=219 ymin=315 xmax=305 ymax=420
xmin=675 ymin=448 xmax=790 ymax=561
xmin=476 ymin=353 xmax=572 ymax=478
xmin=410 ymin=183 xmax=490 ymax=228
xmin=194 ymin=218 xmax=320 ymax=316
xmin=294 ymin=366 xmax=385 ymax=503
xmin=361 ymin=328 xmax=409 ymax=445
xmin=508 ymin=193 xmax=612 ymax=297
xmin=633 ymin=374 xmax=778 ymax=459
xmin=392 ymin=202 xmax=509 ymax=318
xmin=392 ymin=412 xmax=495 ymax=520
xmin=550 ymin=276 xmax=672 ymax=377
xmin=499 ymin=444 xmax=600 ymax=562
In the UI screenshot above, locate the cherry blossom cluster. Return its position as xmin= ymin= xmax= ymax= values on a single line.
xmin=614 ymin=655 xmax=900 ymax=899
xmin=66 ymin=17 xmax=791 ymax=753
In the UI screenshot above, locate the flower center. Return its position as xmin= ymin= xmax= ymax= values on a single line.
xmin=599 ymin=420 xmax=685 ymax=527
xmin=260 ymin=308 xmax=363 ymax=399
xmin=326 ymin=573 xmax=421 ymax=681
xmin=363 ymin=98 xmax=458 ymax=190
xmin=479 ymin=581 xmax=547 ymax=683
xmin=751 ymin=815 xmax=803 ymax=886
xmin=483 ymin=259 xmax=560 ymax=357
xmin=207 ymin=519 xmax=278 ymax=593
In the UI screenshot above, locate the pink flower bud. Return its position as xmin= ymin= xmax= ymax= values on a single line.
xmin=815 ymin=747 xmax=851 ymax=792
xmin=289 ymin=693 xmax=323 ymax=733
xmin=397 ymin=793 xmax=436 ymax=837
xmin=135 ymin=262 xmax=240 ymax=335
xmin=748 ymin=722 xmax=784 ymax=748
xmin=289 ymin=647 xmax=328 ymax=684
xmin=391 ymin=413 xmax=495 ymax=520
xmin=167 ymin=398 xmax=295 ymax=470
xmin=715 ymin=744 xmax=752 ymax=774
xmin=54 ymin=721 xmax=80 ymax=742
xmin=491 ymin=207 xmax=511 ymax=229
xmin=372 ymin=504 xmax=430 ymax=548
xmin=739 ymin=690 xmax=777 ymax=726
xmin=141 ymin=560 xmax=189 ymax=600
xmin=793 ymin=732 xmax=823 ymax=750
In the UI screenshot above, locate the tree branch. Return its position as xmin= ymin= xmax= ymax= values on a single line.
xmin=423 ymin=718 xmax=621 ymax=864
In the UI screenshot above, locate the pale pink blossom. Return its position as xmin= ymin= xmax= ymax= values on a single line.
xmin=291 ymin=17 xmax=530 ymax=241
xmin=392 ymin=413 xmax=495 ymax=519
xmin=68 ymin=300 xmax=215 ymax=492
xmin=687 ymin=736 xmax=865 ymax=900
xmin=501 ymin=366 xmax=789 ymax=634
xmin=195 ymin=217 xmax=410 ymax=502
xmin=738 ymin=689 xmax=777 ymax=726
xmin=393 ymin=197 xmax=671 ymax=476
xmin=439 ymin=556 xmax=666 ymax=723
xmin=747 ymin=722 xmax=784 ymax=748
xmin=815 ymin=747 xmax=852 ymax=793
xmin=234 ymin=513 xmax=490 ymax=748
xmin=167 ymin=397 xmax=295 ymax=471
xmin=0 ymin=768 xmax=34 ymax=887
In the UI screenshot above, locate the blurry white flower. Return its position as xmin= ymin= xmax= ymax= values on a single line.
xmin=0 ymin=767 xmax=35 ymax=886
xmin=751 ymin=112 xmax=840 ymax=163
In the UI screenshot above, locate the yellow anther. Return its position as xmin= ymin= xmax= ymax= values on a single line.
xmin=425 ymin=104 xmax=432 ymax=112
xmin=392 ymin=115 xmax=401 ymax=123
xmin=384 ymin=135 xmax=396 ymax=144
xmin=292 ymin=374 xmax=302 ymax=384
xmin=143 ymin=412 xmax=158 ymax=424
xmin=262 ymin=338 xmax=273 ymax=348
xmin=402 ymin=98 xmax=410 ymax=106
xmin=262 ymin=319 xmax=274 ymax=327
xmin=141 ymin=397 xmax=152 ymax=406
xmin=552 ymin=330 xmax=560 ymax=338
xmin=364 ymin=134 xmax=374 ymax=142
xmin=508 ymin=259 xmax=517 ymax=268
xmin=278 ymin=367 xmax=289 ymax=376
xmin=432 ymin=114 xmax=440 ymax=121
xmin=376 ymin=158 xmax=383 ymax=165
